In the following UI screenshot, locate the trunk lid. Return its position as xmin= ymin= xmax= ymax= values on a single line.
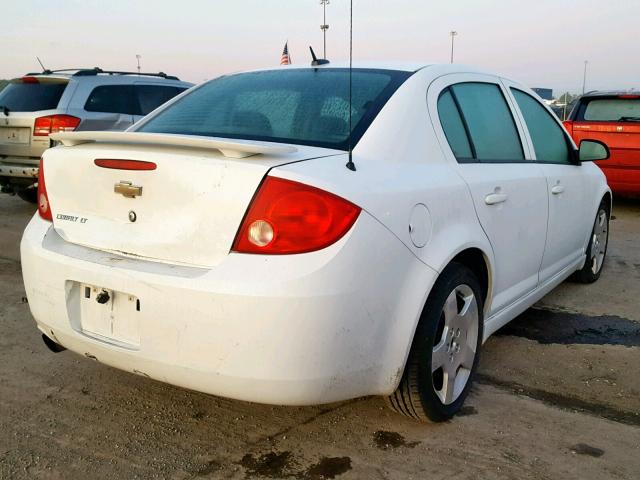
xmin=43 ymin=134 xmax=341 ymax=267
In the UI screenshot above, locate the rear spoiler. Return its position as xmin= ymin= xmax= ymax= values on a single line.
xmin=50 ymin=131 xmax=298 ymax=159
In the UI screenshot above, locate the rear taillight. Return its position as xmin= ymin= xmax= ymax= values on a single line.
xmin=37 ymin=159 xmax=52 ymax=221
xmin=34 ymin=115 xmax=81 ymax=136
xmin=232 ymin=176 xmax=361 ymax=255
xmin=563 ymin=120 xmax=574 ymax=136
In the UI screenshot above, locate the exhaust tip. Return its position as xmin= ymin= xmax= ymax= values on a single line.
xmin=42 ymin=333 xmax=66 ymax=353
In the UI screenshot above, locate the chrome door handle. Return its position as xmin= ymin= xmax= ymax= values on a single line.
xmin=485 ymin=193 xmax=508 ymax=205
xmin=551 ymin=184 xmax=565 ymax=195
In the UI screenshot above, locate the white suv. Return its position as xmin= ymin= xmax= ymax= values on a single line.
xmin=21 ymin=63 xmax=610 ymax=422
xmin=0 ymin=68 xmax=192 ymax=202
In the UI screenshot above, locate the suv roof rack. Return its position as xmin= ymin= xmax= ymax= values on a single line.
xmin=26 ymin=67 xmax=180 ymax=81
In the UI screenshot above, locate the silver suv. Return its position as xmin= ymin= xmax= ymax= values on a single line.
xmin=0 ymin=68 xmax=192 ymax=202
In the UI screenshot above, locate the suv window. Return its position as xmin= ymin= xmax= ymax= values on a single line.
xmin=85 ymin=85 xmax=137 ymax=115
xmin=438 ymin=82 xmax=524 ymax=163
xmin=136 ymin=85 xmax=187 ymax=116
xmin=512 ymin=89 xmax=571 ymax=165
xmin=85 ymin=85 xmax=186 ymax=116
xmin=578 ymin=97 xmax=640 ymax=122
xmin=0 ymin=80 xmax=67 ymax=112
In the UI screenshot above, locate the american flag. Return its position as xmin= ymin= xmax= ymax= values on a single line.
xmin=280 ymin=42 xmax=291 ymax=65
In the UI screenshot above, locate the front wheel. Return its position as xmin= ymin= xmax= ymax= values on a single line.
xmin=573 ymin=200 xmax=609 ymax=284
xmin=386 ymin=263 xmax=483 ymax=422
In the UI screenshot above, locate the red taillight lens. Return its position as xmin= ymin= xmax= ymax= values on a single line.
xmin=563 ymin=120 xmax=574 ymax=136
xmin=34 ymin=115 xmax=81 ymax=136
xmin=37 ymin=159 xmax=52 ymax=221
xmin=94 ymin=159 xmax=157 ymax=170
xmin=232 ymin=177 xmax=361 ymax=255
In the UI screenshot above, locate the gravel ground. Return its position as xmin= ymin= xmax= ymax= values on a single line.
xmin=1 ymin=194 xmax=638 ymax=480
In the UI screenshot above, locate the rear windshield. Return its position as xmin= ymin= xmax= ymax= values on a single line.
xmin=137 ymin=68 xmax=412 ymax=150
xmin=0 ymin=80 xmax=67 ymax=112
xmin=577 ymin=97 xmax=640 ymax=122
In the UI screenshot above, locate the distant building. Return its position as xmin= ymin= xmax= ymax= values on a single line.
xmin=533 ymin=88 xmax=554 ymax=101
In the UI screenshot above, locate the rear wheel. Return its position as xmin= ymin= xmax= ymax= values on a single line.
xmin=573 ymin=200 xmax=609 ymax=284
xmin=386 ymin=263 xmax=483 ymax=422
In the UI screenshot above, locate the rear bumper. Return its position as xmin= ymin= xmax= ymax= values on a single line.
xmin=600 ymin=166 xmax=640 ymax=196
xmin=0 ymin=157 xmax=39 ymax=179
xmin=21 ymin=213 xmax=437 ymax=405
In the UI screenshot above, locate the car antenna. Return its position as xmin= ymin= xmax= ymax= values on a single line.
xmin=309 ymin=46 xmax=330 ymax=66
xmin=36 ymin=56 xmax=47 ymax=73
xmin=345 ymin=0 xmax=356 ymax=171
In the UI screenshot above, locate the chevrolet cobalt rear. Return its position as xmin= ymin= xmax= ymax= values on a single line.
xmin=22 ymin=65 xmax=610 ymax=422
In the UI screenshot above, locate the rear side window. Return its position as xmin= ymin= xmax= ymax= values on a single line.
xmin=578 ymin=98 xmax=640 ymax=122
xmin=0 ymin=81 xmax=67 ymax=112
xmin=85 ymin=85 xmax=137 ymax=115
xmin=135 ymin=85 xmax=186 ymax=116
xmin=438 ymin=82 xmax=524 ymax=163
xmin=512 ymin=89 xmax=571 ymax=165
xmin=84 ymin=84 xmax=186 ymax=116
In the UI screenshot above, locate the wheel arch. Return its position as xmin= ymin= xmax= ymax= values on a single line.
xmin=448 ymin=247 xmax=493 ymax=316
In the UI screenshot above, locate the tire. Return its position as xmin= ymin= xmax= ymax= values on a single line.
xmin=572 ymin=200 xmax=609 ymax=284
xmin=386 ymin=262 xmax=484 ymax=422
xmin=17 ymin=188 xmax=38 ymax=204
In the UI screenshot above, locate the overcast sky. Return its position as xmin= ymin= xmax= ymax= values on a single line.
xmin=2 ymin=0 xmax=638 ymax=95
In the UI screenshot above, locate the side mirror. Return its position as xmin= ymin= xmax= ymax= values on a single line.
xmin=579 ymin=139 xmax=610 ymax=162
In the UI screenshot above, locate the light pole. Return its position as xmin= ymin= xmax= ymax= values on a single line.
xmin=136 ymin=54 xmax=141 ymax=74
xmin=450 ymin=31 xmax=458 ymax=64
xmin=320 ymin=0 xmax=329 ymax=59
xmin=582 ymin=60 xmax=588 ymax=95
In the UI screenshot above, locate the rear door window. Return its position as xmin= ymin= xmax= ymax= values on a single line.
xmin=438 ymin=82 xmax=524 ymax=163
xmin=84 ymin=85 xmax=137 ymax=115
xmin=437 ymin=89 xmax=473 ymax=161
xmin=511 ymin=89 xmax=572 ymax=165
xmin=135 ymin=85 xmax=187 ymax=116
xmin=0 ymin=80 xmax=67 ymax=112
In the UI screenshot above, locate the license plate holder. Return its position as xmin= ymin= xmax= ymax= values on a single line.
xmin=79 ymin=284 xmax=141 ymax=347
xmin=0 ymin=127 xmax=30 ymax=145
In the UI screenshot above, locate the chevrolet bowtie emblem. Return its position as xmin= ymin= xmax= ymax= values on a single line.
xmin=114 ymin=181 xmax=142 ymax=198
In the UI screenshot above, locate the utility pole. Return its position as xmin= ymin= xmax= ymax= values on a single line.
xmin=582 ymin=60 xmax=588 ymax=95
xmin=450 ymin=31 xmax=458 ymax=64
xmin=320 ymin=0 xmax=330 ymax=59
xmin=136 ymin=54 xmax=142 ymax=74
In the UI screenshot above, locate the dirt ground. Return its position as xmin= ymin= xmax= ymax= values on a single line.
xmin=1 ymin=194 xmax=638 ymax=480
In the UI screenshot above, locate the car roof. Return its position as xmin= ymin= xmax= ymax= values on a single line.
xmin=21 ymin=68 xmax=188 ymax=83
xmin=581 ymin=90 xmax=640 ymax=98
xmin=226 ymin=62 xmax=498 ymax=77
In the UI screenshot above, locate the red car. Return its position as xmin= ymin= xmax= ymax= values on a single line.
xmin=564 ymin=91 xmax=640 ymax=196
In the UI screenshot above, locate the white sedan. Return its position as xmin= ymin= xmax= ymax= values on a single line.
xmin=22 ymin=63 xmax=610 ymax=422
